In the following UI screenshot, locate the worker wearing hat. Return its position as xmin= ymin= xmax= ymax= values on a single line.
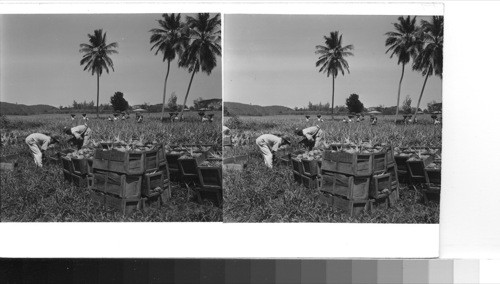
xmin=255 ymin=134 xmax=291 ymax=169
xmin=295 ymin=125 xmax=325 ymax=150
xmin=25 ymin=133 xmax=60 ymax=167
xmin=63 ymin=125 xmax=92 ymax=149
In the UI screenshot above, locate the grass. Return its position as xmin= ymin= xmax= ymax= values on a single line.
xmin=0 ymin=112 xmax=222 ymax=222
xmin=223 ymin=114 xmax=440 ymax=223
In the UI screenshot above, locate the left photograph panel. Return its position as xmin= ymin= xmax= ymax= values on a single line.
xmin=0 ymin=13 xmax=223 ymax=222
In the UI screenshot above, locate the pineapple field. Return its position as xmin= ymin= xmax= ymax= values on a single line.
xmin=223 ymin=115 xmax=441 ymax=223
xmin=0 ymin=112 xmax=222 ymax=222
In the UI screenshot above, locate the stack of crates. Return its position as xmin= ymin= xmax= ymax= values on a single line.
xmin=89 ymin=143 xmax=169 ymax=215
xmin=177 ymin=145 xmax=215 ymax=186
xmin=61 ymin=154 xmax=93 ymax=189
xmin=319 ymin=145 xmax=399 ymax=217
xmin=291 ymin=156 xmax=322 ymax=189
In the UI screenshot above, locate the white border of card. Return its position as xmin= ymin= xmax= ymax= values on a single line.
xmin=1 ymin=2 xmax=446 ymax=258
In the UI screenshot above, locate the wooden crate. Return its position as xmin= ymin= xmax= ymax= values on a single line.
xmin=292 ymin=170 xmax=302 ymax=184
xmin=321 ymin=173 xmax=370 ymax=200
xmin=165 ymin=151 xmax=185 ymax=173
xmin=63 ymin=169 xmax=72 ymax=182
xmin=369 ymin=173 xmax=392 ymax=199
xmin=143 ymin=148 xmax=160 ymax=173
xmin=386 ymin=166 xmax=400 ymax=192
xmin=384 ymin=145 xmax=395 ymax=167
xmin=106 ymin=149 xmax=145 ymax=175
xmin=71 ymin=158 xmax=93 ymax=175
xmin=158 ymin=162 xmax=170 ymax=182
xmin=61 ymin=156 xmax=74 ymax=173
xmin=322 ymin=151 xmax=373 ymax=176
xmin=104 ymin=194 xmax=142 ymax=216
xmin=371 ymin=151 xmax=387 ymax=175
xmin=291 ymin=157 xmax=303 ymax=174
xmin=141 ymin=171 xmax=164 ymax=197
xmin=332 ymin=194 xmax=371 ymax=217
xmin=157 ymin=144 xmax=166 ymax=164
xmin=198 ymin=166 xmax=223 ymax=190
xmin=93 ymin=171 xmax=142 ymax=199
xmin=301 ymin=159 xmax=321 ymax=177
xmin=301 ymin=175 xmax=321 ymax=189
xmin=71 ymin=172 xmax=88 ymax=188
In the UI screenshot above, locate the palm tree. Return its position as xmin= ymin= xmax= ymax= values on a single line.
xmin=178 ymin=13 xmax=221 ymax=120
xmin=315 ymin=31 xmax=354 ymax=118
xmin=150 ymin=13 xmax=188 ymax=121
xmin=385 ymin=16 xmax=420 ymax=122
xmin=412 ymin=16 xmax=443 ymax=121
xmin=79 ymin=29 xmax=118 ymax=118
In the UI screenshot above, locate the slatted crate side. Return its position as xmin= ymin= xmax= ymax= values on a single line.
xmin=369 ymin=173 xmax=392 ymax=199
xmin=394 ymin=155 xmax=410 ymax=172
xmin=92 ymin=149 xmax=109 ymax=172
xmin=301 ymin=175 xmax=321 ymax=189
xmin=158 ymin=162 xmax=170 ymax=182
xmin=320 ymin=174 xmax=334 ymax=194
xmin=292 ymin=170 xmax=302 ymax=184
xmin=161 ymin=183 xmax=172 ymax=202
xmin=301 ymin=159 xmax=321 ymax=177
xmin=107 ymin=150 xmax=145 ymax=175
xmin=61 ymin=156 xmax=74 ymax=173
xmin=105 ymin=172 xmax=142 ymax=199
xmin=329 ymin=173 xmax=370 ymax=200
xmin=141 ymin=171 xmax=164 ymax=197
xmin=386 ymin=166 xmax=400 ymax=191
xmin=178 ymin=158 xmax=200 ymax=178
xmin=71 ymin=172 xmax=88 ymax=188
xmin=165 ymin=152 xmax=185 ymax=171
xmin=332 ymin=194 xmax=371 ymax=218
xmin=384 ymin=145 xmax=395 ymax=167
xmin=371 ymin=151 xmax=387 ymax=174
xmin=322 ymin=151 xmax=373 ymax=176
xmin=71 ymin=158 xmax=93 ymax=176
xmin=143 ymin=148 xmax=159 ymax=172
xmin=291 ymin=157 xmax=303 ymax=174
xmin=156 ymin=144 xmax=166 ymax=164
xmin=92 ymin=171 xmax=107 ymax=193
xmin=198 ymin=166 xmax=222 ymax=189
xmin=62 ymin=169 xmax=72 ymax=182
xmin=104 ymin=194 xmax=142 ymax=216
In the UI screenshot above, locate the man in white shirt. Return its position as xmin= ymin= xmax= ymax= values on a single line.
xmin=295 ymin=125 xmax=325 ymax=150
xmin=255 ymin=134 xmax=291 ymax=169
xmin=25 ymin=133 xmax=60 ymax=167
xmin=63 ymin=125 xmax=92 ymax=149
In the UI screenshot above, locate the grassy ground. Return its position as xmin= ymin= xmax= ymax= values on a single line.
xmin=223 ymin=114 xmax=440 ymax=223
xmin=0 ymin=112 xmax=222 ymax=222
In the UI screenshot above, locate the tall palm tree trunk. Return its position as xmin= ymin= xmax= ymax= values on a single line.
xmin=160 ymin=61 xmax=171 ymax=121
xmin=96 ymin=73 xmax=100 ymax=118
xmin=179 ymin=70 xmax=196 ymax=120
xmin=331 ymin=75 xmax=335 ymax=119
xmin=394 ymin=63 xmax=405 ymax=122
xmin=412 ymin=70 xmax=430 ymax=121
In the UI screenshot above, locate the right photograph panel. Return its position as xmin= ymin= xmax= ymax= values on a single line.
xmin=223 ymin=14 xmax=442 ymax=223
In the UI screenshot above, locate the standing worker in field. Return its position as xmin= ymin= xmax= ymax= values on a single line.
xmin=63 ymin=125 xmax=92 ymax=149
xmin=255 ymin=134 xmax=291 ymax=169
xmin=295 ymin=125 xmax=325 ymax=150
xmin=25 ymin=133 xmax=60 ymax=167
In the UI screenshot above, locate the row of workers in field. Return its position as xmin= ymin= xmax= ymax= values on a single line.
xmin=223 ymin=125 xmax=325 ymax=169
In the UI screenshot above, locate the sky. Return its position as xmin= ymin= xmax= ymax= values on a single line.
xmin=224 ymin=14 xmax=442 ymax=109
xmin=0 ymin=14 xmax=222 ymax=107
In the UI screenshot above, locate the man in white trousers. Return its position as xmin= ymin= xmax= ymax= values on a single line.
xmin=255 ymin=134 xmax=291 ymax=169
xmin=25 ymin=133 xmax=60 ymax=167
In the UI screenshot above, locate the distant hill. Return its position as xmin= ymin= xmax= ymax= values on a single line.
xmin=0 ymin=102 xmax=59 ymax=115
xmin=198 ymin=98 xmax=222 ymax=110
xmin=224 ymin=102 xmax=294 ymax=116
